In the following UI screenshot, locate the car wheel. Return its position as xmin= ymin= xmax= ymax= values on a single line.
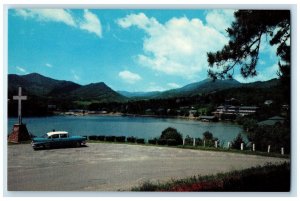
xmin=73 ymin=141 xmax=80 ymax=147
xmin=44 ymin=144 xmax=50 ymax=149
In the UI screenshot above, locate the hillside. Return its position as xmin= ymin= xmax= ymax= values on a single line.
xmin=8 ymin=73 xmax=68 ymax=97
xmin=70 ymin=82 xmax=126 ymax=102
xmin=119 ymin=78 xmax=279 ymax=99
xmin=8 ymin=73 xmax=279 ymax=104
xmin=8 ymin=73 xmax=127 ymax=103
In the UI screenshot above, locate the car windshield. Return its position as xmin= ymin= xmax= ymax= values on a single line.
xmin=42 ymin=134 xmax=49 ymax=138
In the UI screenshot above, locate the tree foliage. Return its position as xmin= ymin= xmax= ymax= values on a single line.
xmin=231 ymin=133 xmax=246 ymax=149
xmin=202 ymin=131 xmax=218 ymax=147
xmin=247 ymin=124 xmax=290 ymax=154
xmin=207 ymin=10 xmax=290 ymax=83
xmin=160 ymin=127 xmax=183 ymax=146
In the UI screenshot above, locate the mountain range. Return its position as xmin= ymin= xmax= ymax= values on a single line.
xmin=8 ymin=73 xmax=279 ymax=102
xmin=8 ymin=73 xmax=126 ymax=102
xmin=118 ymin=78 xmax=279 ymax=99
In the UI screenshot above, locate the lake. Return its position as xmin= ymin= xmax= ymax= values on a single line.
xmin=8 ymin=115 xmax=246 ymax=144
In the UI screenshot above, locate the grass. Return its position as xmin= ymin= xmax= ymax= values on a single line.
xmin=131 ymin=162 xmax=291 ymax=192
xmin=86 ymin=140 xmax=289 ymax=159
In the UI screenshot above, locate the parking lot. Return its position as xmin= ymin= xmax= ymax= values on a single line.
xmin=7 ymin=143 xmax=289 ymax=191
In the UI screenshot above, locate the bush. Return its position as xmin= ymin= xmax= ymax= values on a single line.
xmin=167 ymin=139 xmax=177 ymax=146
xmin=148 ymin=138 xmax=157 ymax=145
xmin=195 ymin=138 xmax=203 ymax=146
xmin=89 ymin=135 xmax=97 ymax=140
xmin=136 ymin=138 xmax=145 ymax=144
xmin=184 ymin=135 xmax=194 ymax=145
xmin=157 ymin=139 xmax=167 ymax=145
xmin=247 ymin=124 xmax=290 ymax=153
xmin=105 ymin=136 xmax=116 ymax=142
xmin=97 ymin=135 xmax=105 ymax=141
xmin=116 ymin=136 xmax=126 ymax=142
xmin=202 ymin=131 xmax=218 ymax=147
xmin=160 ymin=127 xmax=183 ymax=146
xmin=202 ymin=131 xmax=213 ymax=140
xmin=127 ymin=136 xmax=136 ymax=143
xmin=231 ymin=133 xmax=246 ymax=149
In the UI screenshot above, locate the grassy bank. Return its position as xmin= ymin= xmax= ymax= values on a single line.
xmin=131 ymin=162 xmax=290 ymax=192
xmin=86 ymin=140 xmax=289 ymax=159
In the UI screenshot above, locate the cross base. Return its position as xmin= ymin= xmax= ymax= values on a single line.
xmin=8 ymin=124 xmax=31 ymax=143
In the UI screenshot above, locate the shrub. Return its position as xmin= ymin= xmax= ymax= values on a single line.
xmin=157 ymin=139 xmax=167 ymax=145
xmin=231 ymin=133 xmax=246 ymax=149
xmin=136 ymin=138 xmax=145 ymax=144
xmin=127 ymin=136 xmax=136 ymax=143
xmin=148 ymin=138 xmax=157 ymax=145
xmin=160 ymin=127 xmax=183 ymax=146
xmin=202 ymin=131 xmax=213 ymax=140
xmin=97 ymin=135 xmax=105 ymax=141
xmin=184 ymin=135 xmax=194 ymax=145
xmin=167 ymin=139 xmax=177 ymax=146
xmin=116 ymin=136 xmax=126 ymax=142
xmin=195 ymin=138 xmax=203 ymax=146
xmin=247 ymin=124 xmax=290 ymax=153
xmin=89 ymin=135 xmax=97 ymax=140
xmin=105 ymin=136 xmax=116 ymax=142
xmin=202 ymin=131 xmax=218 ymax=147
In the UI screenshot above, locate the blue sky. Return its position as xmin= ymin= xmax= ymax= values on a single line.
xmin=8 ymin=9 xmax=280 ymax=92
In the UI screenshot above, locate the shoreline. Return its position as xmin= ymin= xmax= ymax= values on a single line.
xmin=8 ymin=112 xmax=240 ymax=124
xmin=50 ymin=111 xmax=219 ymax=122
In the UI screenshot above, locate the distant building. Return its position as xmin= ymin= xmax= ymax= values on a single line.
xmin=238 ymin=106 xmax=259 ymax=116
xmin=213 ymin=105 xmax=259 ymax=119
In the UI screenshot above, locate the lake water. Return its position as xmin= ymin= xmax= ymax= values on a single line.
xmin=8 ymin=115 xmax=246 ymax=144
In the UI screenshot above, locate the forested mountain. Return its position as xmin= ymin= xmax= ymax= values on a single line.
xmin=8 ymin=73 xmax=280 ymax=117
xmin=8 ymin=73 xmax=126 ymax=102
xmin=119 ymin=78 xmax=279 ymax=99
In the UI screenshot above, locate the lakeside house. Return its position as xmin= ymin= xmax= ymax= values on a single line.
xmin=212 ymin=105 xmax=259 ymax=120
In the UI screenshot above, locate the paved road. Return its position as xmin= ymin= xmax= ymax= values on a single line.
xmin=7 ymin=143 xmax=289 ymax=191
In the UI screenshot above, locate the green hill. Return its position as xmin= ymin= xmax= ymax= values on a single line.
xmin=8 ymin=73 xmax=127 ymax=103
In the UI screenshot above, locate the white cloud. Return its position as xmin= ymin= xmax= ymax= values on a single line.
xmin=15 ymin=9 xmax=76 ymax=27
xmin=16 ymin=66 xmax=28 ymax=74
xmin=79 ymin=9 xmax=102 ymax=38
xmin=118 ymin=70 xmax=142 ymax=84
xmin=205 ymin=10 xmax=235 ymax=35
xmin=146 ymin=82 xmax=166 ymax=92
xmin=117 ymin=13 xmax=229 ymax=80
xmin=45 ymin=63 xmax=52 ymax=68
xmin=167 ymin=83 xmax=181 ymax=89
xmin=15 ymin=9 xmax=102 ymax=38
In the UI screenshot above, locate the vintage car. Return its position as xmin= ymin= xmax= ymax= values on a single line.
xmin=31 ymin=131 xmax=86 ymax=150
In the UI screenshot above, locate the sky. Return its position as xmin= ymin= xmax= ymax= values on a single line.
xmin=8 ymin=9 xmax=281 ymax=92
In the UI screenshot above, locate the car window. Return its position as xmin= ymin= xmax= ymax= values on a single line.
xmin=60 ymin=134 xmax=67 ymax=138
xmin=52 ymin=134 xmax=59 ymax=138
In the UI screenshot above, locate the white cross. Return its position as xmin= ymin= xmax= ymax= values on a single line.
xmin=13 ymin=87 xmax=27 ymax=125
